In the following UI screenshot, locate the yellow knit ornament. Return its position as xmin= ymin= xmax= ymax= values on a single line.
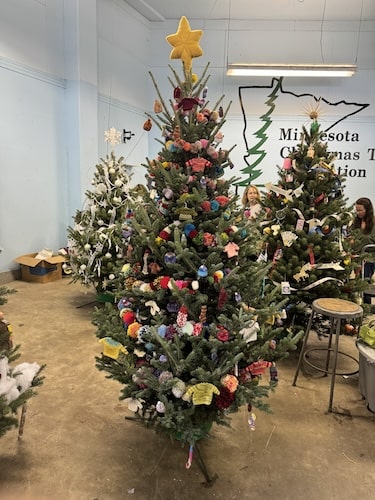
xmin=98 ymin=337 xmax=128 ymax=360
xmin=183 ymin=382 xmax=220 ymax=405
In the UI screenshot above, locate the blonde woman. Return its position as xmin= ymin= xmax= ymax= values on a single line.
xmin=242 ymin=184 xmax=262 ymax=220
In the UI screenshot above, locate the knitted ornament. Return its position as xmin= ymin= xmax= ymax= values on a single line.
xmin=307 ymin=145 xmax=315 ymax=158
xmin=215 ymin=195 xmax=230 ymax=206
xmin=164 ymin=252 xmax=177 ymax=264
xmin=159 ymin=276 xmax=171 ymax=289
xmin=192 ymin=232 xmax=203 ymax=245
xmin=158 ymin=226 xmax=171 ymax=241
xmin=153 ymin=100 xmax=162 ymax=113
xmin=170 ymin=279 xmax=189 ymax=290
xmin=117 ymin=297 xmax=132 ymax=310
xmin=247 ymin=360 xmax=272 ymax=377
xmin=156 ymin=401 xmax=166 ymax=413
xmin=283 ymin=157 xmax=292 ymax=170
xmin=149 ymin=262 xmax=161 ymax=274
xmin=157 ymin=325 xmax=167 ymax=338
xmin=203 ymin=232 xmax=216 ymax=246
xmin=183 ymin=383 xmax=220 ymax=405
xmin=184 ymin=222 xmax=196 ymax=235
xmin=142 ymin=250 xmax=150 ymax=274
xmin=0 ymin=314 xmax=12 ymax=351
xmin=221 ymin=374 xmax=239 ymax=393
xmin=185 ymin=157 xmax=211 ymax=173
xmin=127 ymin=322 xmax=141 ymax=339
xmin=191 ymin=280 xmax=199 ymax=290
xmin=216 ymin=325 xmax=229 ymax=342
xmin=165 ymin=324 xmax=178 ymax=340
xmin=172 ymin=379 xmax=186 ymax=398
xmin=213 ymin=270 xmax=224 ymax=282
xmin=218 ymin=288 xmax=228 ymax=310
xmin=248 ymin=412 xmax=256 ymax=431
xmin=220 ymin=232 xmax=229 ymax=244
xmin=224 ymin=242 xmax=239 ymax=258
xmin=143 ymin=118 xmax=152 ymax=131
xmin=182 ymin=321 xmax=194 ymax=335
xmin=192 ymin=322 xmax=203 ymax=336
xmin=270 ymin=363 xmax=278 ymax=382
xmin=145 ymin=300 xmax=160 ymax=316
xmin=167 ymin=301 xmax=179 ymax=313
xmin=215 ymin=386 xmax=235 ymax=409
xmin=200 ymin=200 xmax=211 ymax=212
xmin=159 ymin=371 xmax=173 ymax=383
xmin=177 ymin=305 xmax=188 ymax=327
xmin=162 ymin=187 xmax=174 ymax=200
xmin=178 ymin=97 xmax=201 ymax=112
xmin=210 ymin=200 xmax=219 ymax=211
xmin=121 ymin=310 xmax=136 ymax=326
xmin=98 ymin=337 xmax=128 ymax=360
xmin=199 ymin=305 xmax=207 ymax=323
xmin=124 ymin=397 xmax=143 ymax=412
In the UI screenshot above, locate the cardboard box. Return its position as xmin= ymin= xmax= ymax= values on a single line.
xmin=14 ymin=253 xmax=66 ymax=283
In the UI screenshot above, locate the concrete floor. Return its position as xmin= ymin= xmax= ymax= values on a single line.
xmin=0 ymin=278 xmax=375 ymax=500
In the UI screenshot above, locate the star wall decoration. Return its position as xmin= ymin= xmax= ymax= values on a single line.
xmin=166 ymin=16 xmax=203 ymax=71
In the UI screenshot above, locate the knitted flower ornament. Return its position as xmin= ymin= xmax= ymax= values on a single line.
xmin=221 ymin=374 xmax=239 ymax=393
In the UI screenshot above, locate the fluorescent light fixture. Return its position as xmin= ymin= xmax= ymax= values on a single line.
xmin=226 ymin=63 xmax=357 ymax=77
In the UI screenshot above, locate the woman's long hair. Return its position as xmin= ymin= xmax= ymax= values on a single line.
xmin=241 ymin=185 xmax=260 ymax=207
xmin=353 ymin=197 xmax=374 ymax=234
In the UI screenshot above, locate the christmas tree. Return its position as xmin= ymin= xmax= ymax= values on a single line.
xmin=1 ymin=304 xmax=44 ymax=438
xmin=93 ymin=17 xmax=301 ymax=461
xmin=67 ymin=128 xmax=135 ymax=297
xmin=260 ymin=103 xmax=366 ymax=329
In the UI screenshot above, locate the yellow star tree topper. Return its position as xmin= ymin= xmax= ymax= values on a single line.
xmin=166 ymin=16 xmax=203 ymax=71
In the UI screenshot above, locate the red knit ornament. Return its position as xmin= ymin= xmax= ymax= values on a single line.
xmin=177 ymin=305 xmax=188 ymax=327
xmin=218 ymin=288 xmax=228 ymax=310
xmin=215 ymin=386 xmax=235 ymax=409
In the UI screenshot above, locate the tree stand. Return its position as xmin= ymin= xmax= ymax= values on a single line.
xmin=18 ymin=402 xmax=27 ymax=440
xmin=194 ymin=443 xmax=218 ymax=486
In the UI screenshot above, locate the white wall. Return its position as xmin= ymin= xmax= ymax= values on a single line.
xmin=0 ymin=1 xmax=374 ymax=273
xmin=148 ymin=19 xmax=375 ymax=205
xmin=0 ymin=0 xmax=67 ymax=273
xmin=0 ymin=0 xmax=150 ymax=273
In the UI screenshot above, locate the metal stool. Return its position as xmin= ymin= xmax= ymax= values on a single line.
xmin=292 ymin=298 xmax=363 ymax=412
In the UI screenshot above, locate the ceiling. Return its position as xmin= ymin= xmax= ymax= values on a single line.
xmin=124 ymin=0 xmax=374 ymax=23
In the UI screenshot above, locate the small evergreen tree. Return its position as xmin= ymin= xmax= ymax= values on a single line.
xmin=1 ymin=311 xmax=44 ymax=438
xmin=67 ymin=129 xmax=134 ymax=296
xmin=93 ymin=17 xmax=301 ymax=458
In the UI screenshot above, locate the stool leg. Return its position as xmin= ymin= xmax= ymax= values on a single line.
xmin=324 ymin=318 xmax=336 ymax=376
xmin=328 ymin=319 xmax=341 ymax=412
xmin=292 ymin=310 xmax=315 ymax=386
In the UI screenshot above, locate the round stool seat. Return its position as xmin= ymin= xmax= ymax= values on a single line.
xmin=312 ymin=298 xmax=363 ymax=319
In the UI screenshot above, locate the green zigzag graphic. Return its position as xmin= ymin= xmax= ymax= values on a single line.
xmin=237 ymin=78 xmax=282 ymax=187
